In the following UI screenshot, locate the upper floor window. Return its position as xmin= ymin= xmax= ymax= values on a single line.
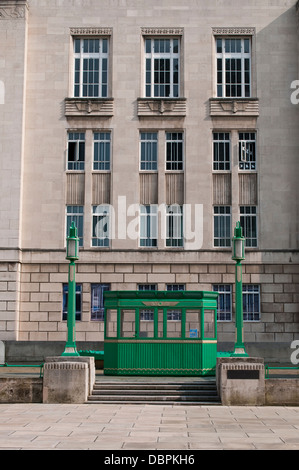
xmin=67 ymin=132 xmax=85 ymax=171
xmin=213 ymin=132 xmax=230 ymax=171
xmin=66 ymin=205 xmax=84 ymax=247
xmin=140 ymin=132 xmax=158 ymax=171
xmin=93 ymin=132 xmax=111 ymax=171
xmin=216 ymin=37 xmax=251 ymax=98
xmin=73 ymin=37 xmax=109 ymax=98
xmin=166 ymin=132 xmax=184 ymax=171
xmin=214 ymin=206 xmax=231 ymax=248
xmin=239 ymin=132 xmax=256 ymax=170
xmin=145 ymin=38 xmax=180 ymax=98
xmin=139 ymin=205 xmax=158 ymax=247
xmin=240 ymin=205 xmax=257 ymax=247
xmin=92 ymin=205 xmax=110 ymax=247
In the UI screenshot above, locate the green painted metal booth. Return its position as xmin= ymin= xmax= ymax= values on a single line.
xmin=104 ymin=291 xmax=218 ymax=376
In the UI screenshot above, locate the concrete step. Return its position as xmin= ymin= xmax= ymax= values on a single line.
xmin=87 ymin=379 xmax=221 ymax=405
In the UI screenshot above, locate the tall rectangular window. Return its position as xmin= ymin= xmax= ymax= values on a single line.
xmin=213 ymin=284 xmax=232 ymax=321
xmin=63 ymin=283 xmax=82 ymax=321
xmin=213 ymin=132 xmax=230 ymax=171
xmin=67 ymin=132 xmax=85 ymax=171
xmin=239 ymin=132 xmax=256 ymax=170
xmin=166 ymin=205 xmax=183 ymax=247
xmin=93 ymin=132 xmax=111 ymax=170
xmin=216 ymin=37 xmax=251 ymax=98
xmin=91 ymin=283 xmax=110 ymax=321
xmin=92 ymin=205 xmax=110 ymax=247
xmin=66 ymin=205 xmax=84 ymax=247
xmin=240 ymin=206 xmax=257 ymax=247
xmin=145 ymin=38 xmax=180 ymax=98
xmin=166 ymin=132 xmax=183 ymax=171
xmin=74 ymin=37 xmax=109 ymax=98
xmin=243 ymin=284 xmax=260 ymax=321
xmin=140 ymin=132 xmax=158 ymax=171
xmin=213 ymin=206 xmax=231 ymax=247
xmin=140 ymin=205 xmax=158 ymax=247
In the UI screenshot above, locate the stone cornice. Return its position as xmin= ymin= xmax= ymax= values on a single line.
xmin=212 ymin=27 xmax=255 ymax=36
xmin=141 ymin=27 xmax=184 ymax=36
xmin=70 ymin=27 xmax=112 ymax=36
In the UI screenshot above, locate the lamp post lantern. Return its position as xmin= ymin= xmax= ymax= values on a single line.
xmin=62 ymin=222 xmax=80 ymax=357
xmin=231 ymin=221 xmax=248 ymax=357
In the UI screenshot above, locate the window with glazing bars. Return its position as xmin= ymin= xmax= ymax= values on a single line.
xmin=91 ymin=283 xmax=110 ymax=320
xmin=243 ymin=284 xmax=260 ymax=321
xmin=213 ymin=284 xmax=232 ymax=321
xmin=66 ymin=205 xmax=84 ymax=247
xmin=93 ymin=132 xmax=111 ymax=170
xmin=92 ymin=205 xmax=110 ymax=247
xmin=240 ymin=206 xmax=257 ymax=247
xmin=216 ymin=38 xmax=251 ymax=98
xmin=239 ymin=132 xmax=256 ymax=170
xmin=166 ymin=132 xmax=183 ymax=170
xmin=145 ymin=38 xmax=180 ymax=98
xmin=74 ymin=38 xmax=108 ymax=98
xmin=213 ymin=206 xmax=231 ymax=247
xmin=67 ymin=132 xmax=85 ymax=171
xmin=166 ymin=204 xmax=183 ymax=247
xmin=140 ymin=132 xmax=158 ymax=170
xmin=139 ymin=205 xmax=158 ymax=247
xmin=213 ymin=132 xmax=230 ymax=171
xmin=63 ymin=283 xmax=82 ymax=321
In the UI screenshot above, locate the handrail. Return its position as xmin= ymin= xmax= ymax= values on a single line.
xmin=0 ymin=363 xmax=44 ymax=378
xmin=265 ymin=365 xmax=299 ymax=378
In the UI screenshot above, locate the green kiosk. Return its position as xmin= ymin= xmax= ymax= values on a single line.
xmin=104 ymin=290 xmax=218 ymax=376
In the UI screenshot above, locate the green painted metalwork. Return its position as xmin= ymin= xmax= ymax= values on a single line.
xmin=104 ymin=291 xmax=218 ymax=376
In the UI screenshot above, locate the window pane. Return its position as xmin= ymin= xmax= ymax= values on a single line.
xmin=166 ymin=309 xmax=182 ymax=338
xmin=216 ymin=37 xmax=251 ymax=98
xmin=204 ymin=310 xmax=215 ymax=338
xmin=73 ymin=37 xmax=109 ymax=98
xmin=66 ymin=206 xmax=83 ymax=247
xmin=145 ymin=37 xmax=180 ymax=98
xmin=185 ymin=310 xmax=201 ymax=338
xmin=62 ymin=283 xmax=82 ymax=321
xmin=106 ymin=309 xmax=117 ymax=337
xmin=91 ymin=283 xmax=110 ymax=321
xmin=139 ymin=309 xmax=154 ymax=338
xmin=121 ymin=309 xmax=135 ymax=338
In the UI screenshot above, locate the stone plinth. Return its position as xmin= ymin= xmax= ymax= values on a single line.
xmin=43 ymin=356 xmax=95 ymax=404
xmin=217 ymin=357 xmax=265 ymax=406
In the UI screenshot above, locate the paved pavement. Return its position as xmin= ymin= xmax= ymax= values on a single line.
xmin=0 ymin=403 xmax=299 ymax=450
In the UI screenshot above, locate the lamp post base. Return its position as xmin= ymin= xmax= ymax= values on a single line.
xmin=61 ymin=345 xmax=79 ymax=357
xmin=231 ymin=346 xmax=248 ymax=357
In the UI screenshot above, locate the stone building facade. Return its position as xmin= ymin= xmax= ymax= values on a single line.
xmin=0 ymin=0 xmax=298 ymax=362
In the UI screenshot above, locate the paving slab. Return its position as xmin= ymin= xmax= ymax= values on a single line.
xmin=0 ymin=403 xmax=298 ymax=450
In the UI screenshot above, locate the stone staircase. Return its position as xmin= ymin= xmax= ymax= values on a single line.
xmin=87 ymin=378 xmax=221 ymax=405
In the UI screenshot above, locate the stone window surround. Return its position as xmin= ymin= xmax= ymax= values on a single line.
xmin=210 ymin=27 xmax=258 ymax=117
xmin=138 ymin=27 xmax=186 ymax=117
xmin=65 ymin=27 xmax=114 ymax=117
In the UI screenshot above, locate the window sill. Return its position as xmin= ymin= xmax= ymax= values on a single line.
xmin=137 ymin=97 xmax=187 ymax=117
xmin=209 ymin=98 xmax=259 ymax=117
xmin=65 ymin=97 xmax=114 ymax=117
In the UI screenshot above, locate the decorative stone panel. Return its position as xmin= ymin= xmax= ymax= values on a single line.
xmin=137 ymin=98 xmax=186 ymax=117
xmin=65 ymin=98 xmax=114 ymax=117
xmin=209 ymin=98 xmax=259 ymax=117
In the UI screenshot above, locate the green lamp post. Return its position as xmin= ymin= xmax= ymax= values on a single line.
xmin=62 ymin=222 xmax=80 ymax=357
xmin=231 ymin=221 xmax=248 ymax=357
